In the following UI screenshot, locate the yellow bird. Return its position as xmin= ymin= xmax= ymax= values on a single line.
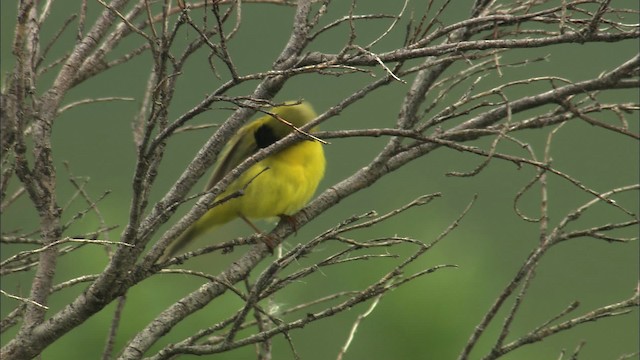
xmin=163 ymin=101 xmax=326 ymax=259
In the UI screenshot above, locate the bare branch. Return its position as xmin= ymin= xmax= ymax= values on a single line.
xmin=1 ymin=1 xmax=637 ymax=359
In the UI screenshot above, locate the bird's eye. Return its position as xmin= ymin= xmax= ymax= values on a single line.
xmin=255 ymin=124 xmax=279 ymax=149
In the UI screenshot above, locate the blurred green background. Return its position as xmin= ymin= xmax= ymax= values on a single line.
xmin=1 ymin=1 xmax=638 ymax=359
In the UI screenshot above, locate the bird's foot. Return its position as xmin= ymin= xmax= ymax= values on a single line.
xmin=259 ymin=234 xmax=277 ymax=254
xmin=278 ymin=214 xmax=299 ymax=234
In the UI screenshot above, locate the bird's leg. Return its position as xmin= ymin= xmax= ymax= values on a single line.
xmin=240 ymin=215 xmax=276 ymax=252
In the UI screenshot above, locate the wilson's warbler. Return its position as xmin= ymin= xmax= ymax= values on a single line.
xmin=163 ymin=101 xmax=325 ymax=258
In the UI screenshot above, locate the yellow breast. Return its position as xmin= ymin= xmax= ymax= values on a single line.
xmin=236 ymin=139 xmax=325 ymax=218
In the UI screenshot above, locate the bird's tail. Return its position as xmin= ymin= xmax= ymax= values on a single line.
xmin=159 ymin=221 xmax=219 ymax=262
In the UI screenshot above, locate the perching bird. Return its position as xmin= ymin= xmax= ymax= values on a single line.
xmin=162 ymin=101 xmax=325 ymax=259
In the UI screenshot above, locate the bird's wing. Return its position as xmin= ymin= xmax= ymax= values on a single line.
xmin=204 ymin=119 xmax=263 ymax=191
